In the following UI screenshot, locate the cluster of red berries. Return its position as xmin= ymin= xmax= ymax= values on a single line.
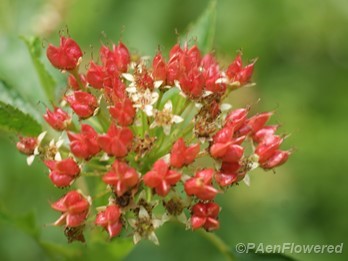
xmin=16 ymin=35 xmax=290 ymax=244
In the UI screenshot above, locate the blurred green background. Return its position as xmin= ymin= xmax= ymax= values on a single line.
xmin=1 ymin=0 xmax=348 ymax=260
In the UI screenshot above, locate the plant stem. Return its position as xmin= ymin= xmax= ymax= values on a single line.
xmin=198 ymin=230 xmax=236 ymax=261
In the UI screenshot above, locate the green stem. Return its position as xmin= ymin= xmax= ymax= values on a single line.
xmin=198 ymin=230 xmax=236 ymax=261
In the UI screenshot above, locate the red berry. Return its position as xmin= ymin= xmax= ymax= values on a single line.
xmin=170 ymin=138 xmax=200 ymax=168
xmin=68 ymin=124 xmax=100 ymax=160
xmin=191 ymin=202 xmax=220 ymax=231
xmin=45 ymin=158 xmax=80 ymax=187
xmin=184 ymin=169 xmax=218 ymax=200
xmin=65 ymin=91 xmax=98 ymax=119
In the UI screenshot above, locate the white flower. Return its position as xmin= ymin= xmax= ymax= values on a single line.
xmin=150 ymin=100 xmax=183 ymax=135
xmin=26 ymin=131 xmax=47 ymax=166
xmin=128 ymin=206 xmax=167 ymax=245
xmin=131 ymin=89 xmax=159 ymax=117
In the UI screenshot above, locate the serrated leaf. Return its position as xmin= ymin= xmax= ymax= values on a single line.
xmin=0 ymin=78 xmax=42 ymax=123
xmin=180 ymin=0 xmax=217 ymax=53
xmin=21 ymin=36 xmax=56 ymax=102
xmin=0 ymin=100 xmax=42 ymax=136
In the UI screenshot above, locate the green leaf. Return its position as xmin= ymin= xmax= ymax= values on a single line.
xmin=0 ymin=203 xmax=40 ymax=240
xmin=21 ymin=36 xmax=56 ymax=102
xmin=181 ymin=0 xmax=217 ymax=53
xmin=0 ymin=100 xmax=42 ymax=136
xmin=39 ymin=241 xmax=81 ymax=260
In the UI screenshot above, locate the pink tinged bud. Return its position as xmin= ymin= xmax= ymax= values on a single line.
xmin=247 ymin=112 xmax=273 ymax=133
xmin=45 ymin=158 xmax=80 ymax=187
xmin=43 ymin=107 xmax=70 ymax=131
xmin=68 ymin=124 xmax=100 ymax=160
xmin=98 ymin=124 xmax=133 ymax=157
xmin=86 ymin=61 xmax=106 ymax=89
xmin=213 ymin=127 xmax=234 ymax=144
xmin=255 ymin=135 xmax=283 ymax=163
xmin=191 ymin=202 xmax=220 ymax=231
xmin=46 ymin=36 xmax=82 ymax=71
xmin=95 ymin=205 xmax=123 ymax=238
xmin=253 ymin=125 xmax=279 ymax=143
xmin=224 ymin=108 xmax=249 ymax=130
xmin=65 ymin=91 xmax=98 ymax=119
xmin=68 ymin=74 xmax=87 ymax=90
xmin=226 ymin=54 xmax=242 ymax=80
xmin=109 ymin=98 xmax=135 ymax=126
xmin=238 ymin=62 xmax=255 ymax=84
xmin=221 ymin=144 xmax=244 ymax=163
xmin=187 ymin=45 xmax=202 ymax=66
xmin=51 ymin=190 xmax=90 ymax=227
xmin=112 ymin=42 xmax=130 ymax=73
xmin=170 ymin=138 xmax=200 ymax=168
xmin=152 ymin=52 xmax=167 ymax=82
xmin=102 ymin=160 xmax=139 ymax=196
xmin=210 ymin=127 xmax=234 ymax=158
xmin=143 ymin=159 xmax=181 ymax=197
xmin=184 ymin=169 xmax=219 ymax=200
xmin=179 ymin=68 xmax=204 ymax=98
xmin=17 ymin=137 xmax=37 ymax=155
xmin=261 ymin=150 xmax=290 ymax=169
xmin=215 ymin=162 xmax=242 ymax=187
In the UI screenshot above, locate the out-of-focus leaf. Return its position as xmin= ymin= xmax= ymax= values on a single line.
xmin=180 ymin=0 xmax=217 ymax=53
xmin=21 ymin=36 xmax=56 ymax=102
xmin=0 ymin=203 xmax=40 ymax=240
xmin=40 ymin=241 xmax=81 ymax=260
xmin=0 ymin=78 xmax=42 ymax=123
xmin=0 ymin=100 xmax=42 ymax=136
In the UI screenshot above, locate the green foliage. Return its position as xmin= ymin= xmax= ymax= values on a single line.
xmin=180 ymin=0 xmax=217 ymax=53
xmin=21 ymin=36 xmax=57 ymax=103
xmin=0 ymin=101 xmax=42 ymax=136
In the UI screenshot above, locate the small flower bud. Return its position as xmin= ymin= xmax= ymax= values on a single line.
xmin=46 ymin=36 xmax=82 ymax=70
xmin=45 ymin=158 xmax=80 ymax=187
xmin=103 ymin=160 xmax=139 ymax=196
xmin=98 ymin=124 xmax=133 ymax=157
xmin=191 ymin=202 xmax=220 ymax=231
xmin=16 ymin=136 xmax=37 ymax=155
xmin=184 ymin=169 xmax=219 ymax=200
xmin=143 ymin=159 xmax=181 ymax=197
xmin=68 ymin=124 xmax=100 ymax=160
xmin=51 ymin=190 xmax=90 ymax=227
xmin=43 ymin=107 xmax=70 ymax=131
xmin=65 ymin=91 xmax=98 ymax=119
xmin=95 ymin=205 xmax=123 ymax=238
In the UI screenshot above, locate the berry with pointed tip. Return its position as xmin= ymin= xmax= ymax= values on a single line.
xmin=95 ymin=205 xmax=123 ymax=238
xmin=46 ymin=36 xmax=82 ymax=70
xmin=170 ymin=138 xmax=200 ymax=168
xmin=45 ymin=158 xmax=80 ymax=187
xmin=215 ymin=162 xmax=243 ymax=187
xmin=184 ymin=169 xmax=219 ymax=200
xmin=51 ymin=190 xmax=90 ymax=227
xmin=103 ymin=160 xmax=139 ymax=196
xmin=98 ymin=124 xmax=133 ymax=157
xmin=143 ymin=159 xmax=181 ymax=197
xmin=65 ymin=91 xmax=98 ymax=119
xmin=253 ymin=125 xmax=279 ymax=143
xmin=224 ymin=108 xmax=249 ymax=131
xmin=191 ymin=202 xmax=220 ymax=231
xmin=68 ymin=124 xmax=100 ymax=160
xmin=43 ymin=107 xmax=70 ymax=131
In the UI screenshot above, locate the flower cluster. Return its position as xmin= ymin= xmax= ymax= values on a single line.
xmin=17 ymin=35 xmax=290 ymax=244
